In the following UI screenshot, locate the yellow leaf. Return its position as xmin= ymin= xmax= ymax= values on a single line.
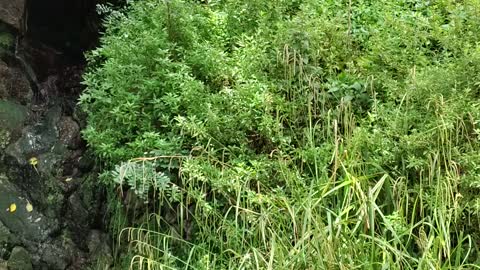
xmin=29 ymin=157 xmax=38 ymax=166
xmin=9 ymin=203 xmax=16 ymax=213
xmin=26 ymin=202 xmax=33 ymax=212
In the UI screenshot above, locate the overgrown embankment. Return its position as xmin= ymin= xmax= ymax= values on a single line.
xmin=81 ymin=0 xmax=480 ymax=268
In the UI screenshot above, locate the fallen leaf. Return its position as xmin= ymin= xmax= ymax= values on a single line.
xmin=9 ymin=203 xmax=16 ymax=213
xmin=29 ymin=157 xmax=38 ymax=166
xmin=65 ymin=177 xmax=73 ymax=182
xmin=26 ymin=202 xmax=33 ymax=212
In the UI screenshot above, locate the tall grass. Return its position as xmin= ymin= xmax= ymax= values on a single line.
xmin=112 ymin=108 xmax=479 ymax=269
xmin=107 ymin=58 xmax=480 ymax=269
xmin=81 ymin=0 xmax=480 ymax=269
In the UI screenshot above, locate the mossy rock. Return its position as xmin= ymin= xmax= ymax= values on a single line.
xmin=0 ymin=260 xmax=6 ymax=270
xmin=0 ymin=100 xmax=27 ymax=152
xmin=7 ymin=247 xmax=32 ymax=270
xmin=0 ymin=221 xmax=15 ymax=245
xmin=0 ymin=101 xmax=27 ymax=132
xmin=0 ymin=174 xmax=58 ymax=243
xmin=5 ymin=105 xmax=61 ymax=166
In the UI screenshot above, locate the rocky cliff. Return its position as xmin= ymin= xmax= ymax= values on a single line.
xmin=0 ymin=1 xmax=110 ymax=269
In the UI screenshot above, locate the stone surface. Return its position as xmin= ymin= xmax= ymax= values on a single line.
xmin=5 ymin=105 xmax=62 ymax=166
xmin=0 ymin=221 xmax=15 ymax=245
xmin=86 ymin=230 xmax=113 ymax=268
xmin=0 ymin=0 xmax=25 ymax=30
xmin=0 ymin=100 xmax=27 ymax=132
xmin=0 ymin=98 xmax=108 ymax=269
xmin=36 ymin=237 xmax=78 ymax=270
xmin=0 ymin=46 xmax=107 ymax=270
xmin=0 ymin=100 xmax=27 ymax=151
xmin=0 ymin=174 xmax=58 ymax=243
xmin=0 ymin=62 xmax=10 ymax=100
xmin=7 ymin=246 xmax=32 ymax=270
xmin=0 ymin=3 xmax=109 ymax=268
xmin=57 ymin=117 xmax=81 ymax=150
xmin=0 ymin=61 xmax=32 ymax=105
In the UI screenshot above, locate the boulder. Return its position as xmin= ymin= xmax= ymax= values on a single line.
xmin=0 ymin=0 xmax=25 ymax=31
xmin=7 ymin=246 xmax=32 ymax=270
xmin=0 ymin=100 xmax=28 ymax=134
xmin=57 ymin=116 xmax=81 ymax=150
xmin=0 ymin=99 xmax=109 ymax=269
xmin=86 ymin=230 xmax=113 ymax=268
xmin=0 ymin=61 xmax=32 ymax=105
xmin=0 ymin=100 xmax=28 ymax=151
xmin=0 ymin=174 xmax=58 ymax=244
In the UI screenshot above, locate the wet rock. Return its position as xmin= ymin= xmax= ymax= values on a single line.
xmin=0 ymin=221 xmax=16 ymax=245
xmin=0 ymin=221 xmax=16 ymax=260
xmin=66 ymin=192 xmax=89 ymax=232
xmin=6 ymin=68 xmax=33 ymax=106
xmin=0 ymin=9 xmax=108 ymax=268
xmin=36 ymin=150 xmax=65 ymax=176
xmin=0 ymin=99 xmax=107 ymax=269
xmin=5 ymin=105 xmax=61 ymax=166
xmin=57 ymin=117 xmax=81 ymax=150
xmin=7 ymin=246 xmax=32 ymax=270
xmin=0 ymin=100 xmax=27 ymax=152
xmin=0 ymin=101 xmax=28 ymax=133
xmin=0 ymin=61 xmax=33 ymax=105
xmin=0 ymin=61 xmax=12 ymax=101
xmin=0 ymin=0 xmax=25 ymax=30
xmin=86 ymin=230 xmax=113 ymax=266
xmin=36 ymin=236 xmax=78 ymax=270
xmin=0 ymin=174 xmax=58 ymax=243
xmin=77 ymin=154 xmax=94 ymax=174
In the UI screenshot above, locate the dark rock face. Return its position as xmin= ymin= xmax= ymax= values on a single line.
xmin=0 ymin=61 xmax=32 ymax=105
xmin=0 ymin=58 xmax=108 ymax=270
xmin=0 ymin=1 xmax=109 ymax=269
xmin=0 ymin=0 xmax=25 ymax=30
xmin=27 ymin=0 xmax=100 ymax=60
xmin=7 ymin=246 xmax=32 ymax=270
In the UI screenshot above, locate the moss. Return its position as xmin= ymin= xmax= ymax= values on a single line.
xmin=0 ymin=130 xmax=10 ymax=150
xmin=0 ymin=23 xmax=14 ymax=58
xmin=0 ymin=101 xmax=27 ymax=132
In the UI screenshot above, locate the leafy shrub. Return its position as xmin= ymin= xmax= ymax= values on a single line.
xmin=81 ymin=0 xmax=480 ymax=268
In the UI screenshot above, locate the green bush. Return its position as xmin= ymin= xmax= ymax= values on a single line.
xmin=81 ymin=0 xmax=480 ymax=268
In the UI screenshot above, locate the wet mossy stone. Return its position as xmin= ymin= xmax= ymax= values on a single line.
xmin=0 ymin=221 xmax=15 ymax=245
xmin=0 ymin=100 xmax=27 ymax=152
xmin=7 ymin=246 xmax=32 ymax=270
xmin=0 ymin=0 xmax=25 ymax=31
xmin=0 ymin=101 xmax=27 ymax=132
xmin=5 ymin=105 xmax=61 ymax=166
xmin=78 ymin=153 xmax=95 ymax=173
xmin=0 ymin=61 xmax=32 ymax=105
xmin=0 ymin=174 xmax=58 ymax=243
xmin=0 ymin=221 xmax=17 ymax=260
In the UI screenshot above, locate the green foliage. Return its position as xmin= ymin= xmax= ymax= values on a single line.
xmin=0 ymin=23 xmax=14 ymax=57
xmin=80 ymin=0 xmax=480 ymax=268
xmin=109 ymin=160 xmax=173 ymax=200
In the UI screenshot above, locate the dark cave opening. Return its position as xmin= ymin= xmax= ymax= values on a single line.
xmin=14 ymin=0 xmax=104 ymax=101
xmin=26 ymin=0 xmax=100 ymax=62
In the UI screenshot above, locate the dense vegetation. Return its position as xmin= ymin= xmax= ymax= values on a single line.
xmin=80 ymin=0 xmax=480 ymax=268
